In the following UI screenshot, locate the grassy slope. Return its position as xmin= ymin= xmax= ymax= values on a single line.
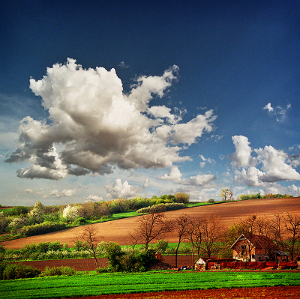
xmin=1 ymin=271 xmax=300 ymax=299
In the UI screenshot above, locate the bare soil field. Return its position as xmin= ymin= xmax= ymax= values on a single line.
xmin=64 ymin=286 xmax=300 ymax=299
xmin=2 ymin=197 xmax=300 ymax=249
xmin=17 ymin=255 xmax=194 ymax=270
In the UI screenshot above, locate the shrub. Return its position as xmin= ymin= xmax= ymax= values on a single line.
xmin=1 ymin=264 xmax=40 ymax=280
xmin=207 ymin=199 xmax=215 ymax=203
xmin=103 ymin=242 xmax=125 ymax=272
xmin=96 ymin=267 xmax=110 ymax=273
xmin=4 ymin=206 xmax=29 ymax=216
xmin=0 ymin=212 xmax=10 ymax=233
xmin=73 ymin=240 xmax=89 ymax=251
xmin=136 ymin=203 xmax=186 ymax=214
xmin=155 ymin=240 xmax=169 ymax=253
xmin=8 ymin=216 xmax=28 ymax=231
xmin=63 ymin=204 xmax=81 ymax=222
xmin=20 ymin=222 xmax=67 ymax=237
xmin=29 ymin=201 xmax=44 ymax=224
xmin=174 ymin=192 xmax=190 ymax=203
xmin=72 ymin=217 xmax=86 ymax=225
xmin=40 ymin=266 xmax=76 ymax=277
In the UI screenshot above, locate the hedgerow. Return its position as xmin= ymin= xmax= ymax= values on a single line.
xmin=136 ymin=203 xmax=186 ymax=214
xmin=19 ymin=222 xmax=67 ymax=237
xmin=40 ymin=266 xmax=76 ymax=277
xmin=0 ymin=263 xmax=41 ymax=280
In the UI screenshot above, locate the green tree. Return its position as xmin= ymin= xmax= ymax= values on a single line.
xmin=174 ymin=192 xmax=190 ymax=203
xmin=220 ymin=189 xmax=233 ymax=201
xmin=29 ymin=201 xmax=44 ymax=224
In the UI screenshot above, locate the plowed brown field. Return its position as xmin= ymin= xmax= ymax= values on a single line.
xmin=64 ymin=286 xmax=300 ymax=299
xmin=3 ymin=197 xmax=300 ymax=249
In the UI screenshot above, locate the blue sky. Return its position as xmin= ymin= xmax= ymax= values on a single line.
xmin=1 ymin=0 xmax=300 ymax=206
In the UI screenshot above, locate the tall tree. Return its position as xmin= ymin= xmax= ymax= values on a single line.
xmin=132 ymin=211 xmax=172 ymax=250
xmin=78 ymin=225 xmax=100 ymax=266
xmin=283 ymin=212 xmax=300 ymax=260
xmin=173 ymin=215 xmax=190 ymax=267
xmin=201 ymin=215 xmax=223 ymax=258
xmin=186 ymin=216 xmax=203 ymax=259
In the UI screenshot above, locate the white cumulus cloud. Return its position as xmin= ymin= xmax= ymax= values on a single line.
xmin=6 ymin=59 xmax=216 ymax=180
xmin=230 ymin=135 xmax=300 ymax=187
xmin=105 ymin=179 xmax=140 ymax=199
xmin=159 ymin=166 xmax=217 ymax=187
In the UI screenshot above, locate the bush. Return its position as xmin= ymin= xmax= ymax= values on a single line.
xmin=20 ymin=222 xmax=67 ymax=237
xmin=1 ymin=263 xmax=40 ymax=280
xmin=40 ymin=266 xmax=76 ymax=277
xmin=4 ymin=206 xmax=29 ymax=216
xmin=136 ymin=203 xmax=186 ymax=214
xmin=207 ymin=199 xmax=215 ymax=203
xmin=103 ymin=242 xmax=125 ymax=272
xmin=174 ymin=192 xmax=190 ymax=203
xmin=155 ymin=240 xmax=169 ymax=253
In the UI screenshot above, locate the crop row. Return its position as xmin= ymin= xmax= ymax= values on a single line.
xmin=1 ymin=271 xmax=300 ymax=299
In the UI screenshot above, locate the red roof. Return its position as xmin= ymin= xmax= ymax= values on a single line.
xmin=231 ymin=234 xmax=279 ymax=251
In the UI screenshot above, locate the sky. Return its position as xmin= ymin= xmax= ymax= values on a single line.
xmin=1 ymin=0 xmax=300 ymax=206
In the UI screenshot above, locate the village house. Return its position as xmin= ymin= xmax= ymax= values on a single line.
xmin=231 ymin=234 xmax=289 ymax=262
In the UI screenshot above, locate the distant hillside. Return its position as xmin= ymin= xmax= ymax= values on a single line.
xmin=2 ymin=197 xmax=300 ymax=249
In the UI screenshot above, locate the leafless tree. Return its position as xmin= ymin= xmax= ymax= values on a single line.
xmin=77 ymin=225 xmax=100 ymax=266
xmin=186 ymin=215 xmax=203 ymax=259
xmin=283 ymin=212 xmax=300 ymax=260
xmin=201 ymin=215 xmax=223 ymax=258
xmin=132 ymin=211 xmax=173 ymax=250
xmin=173 ymin=215 xmax=190 ymax=267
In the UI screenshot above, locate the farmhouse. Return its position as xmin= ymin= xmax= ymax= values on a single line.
xmin=231 ymin=234 xmax=289 ymax=262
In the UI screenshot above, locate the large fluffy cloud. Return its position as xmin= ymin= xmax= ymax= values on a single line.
xmin=6 ymin=59 xmax=216 ymax=180
xmin=230 ymin=135 xmax=300 ymax=187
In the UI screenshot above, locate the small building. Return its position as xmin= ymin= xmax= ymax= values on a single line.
xmin=231 ymin=234 xmax=288 ymax=262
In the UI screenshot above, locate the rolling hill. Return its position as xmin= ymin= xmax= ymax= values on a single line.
xmin=2 ymin=197 xmax=300 ymax=249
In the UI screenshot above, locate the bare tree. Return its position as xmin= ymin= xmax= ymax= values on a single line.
xmin=201 ymin=215 xmax=223 ymax=258
xmin=133 ymin=211 xmax=172 ymax=250
xmin=173 ymin=215 xmax=190 ymax=267
xmin=283 ymin=212 xmax=300 ymax=260
xmin=186 ymin=216 xmax=203 ymax=259
xmin=77 ymin=225 xmax=100 ymax=266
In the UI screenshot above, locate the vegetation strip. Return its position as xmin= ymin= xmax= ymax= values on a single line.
xmin=1 ymin=271 xmax=300 ymax=299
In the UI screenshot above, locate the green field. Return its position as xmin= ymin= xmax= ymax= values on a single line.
xmin=1 ymin=271 xmax=300 ymax=299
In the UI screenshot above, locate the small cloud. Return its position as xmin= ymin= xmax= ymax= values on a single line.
xmin=199 ymin=155 xmax=216 ymax=168
xmin=85 ymin=195 xmax=103 ymax=202
xmin=118 ymin=61 xmax=129 ymax=68
xmin=263 ymin=102 xmax=291 ymax=122
xmin=263 ymin=103 xmax=274 ymax=112
xmin=143 ymin=178 xmax=150 ymax=188
xmin=50 ymin=189 xmax=77 ymax=198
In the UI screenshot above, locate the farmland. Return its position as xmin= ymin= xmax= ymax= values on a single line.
xmin=3 ymin=197 xmax=300 ymax=249
xmin=1 ymin=270 xmax=300 ymax=299
xmin=1 ymin=197 xmax=300 ymax=298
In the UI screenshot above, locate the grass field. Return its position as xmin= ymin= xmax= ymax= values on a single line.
xmin=1 ymin=271 xmax=300 ymax=299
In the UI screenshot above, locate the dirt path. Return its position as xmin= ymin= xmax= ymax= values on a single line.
xmin=2 ymin=197 xmax=300 ymax=249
